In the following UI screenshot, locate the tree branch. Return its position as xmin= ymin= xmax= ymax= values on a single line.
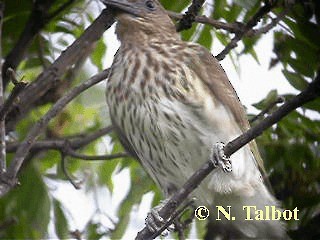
xmin=65 ymin=149 xmax=129 ymax=161
xmin=1 ymin=0 xmax=77 ymax=86
xmin=249 ymin=8 xmax=289 ymax=36
xmin=0 ymin=69 xmax=109 ymax=197
xmin=2 ymin=0 xmax=55 ymax=86
xmin=0 ymin=69 xmax=28 ymax=121
xmin=216 ymin=2 xmax=275 ymax=61
xmin=47 ymin=0 xmax=75 ymax=20
xmin=168 ymin=11 xmax=246 ymax=34
xmin=135 ymin=71 xmax=320 ymax=239
xmin=5 ymin=8 xmax=115 ymax=131
xmin=6 ymin=126 xmax=114 ymax=153
xmin=176 ymin=0 xmax=206 ymax=32
xmin=0 ymin=2 xmax=5 ymax=173
xmin=169 ymin=8 xmax=287 ymax=37
xmin=249 ymin=96 xmax=285 ymax=123
xmin=61 ymin=151 xmax=82 ymax=189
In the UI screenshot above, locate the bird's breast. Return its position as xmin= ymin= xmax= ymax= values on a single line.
xmin=106 ymin=44 xmax=260 ymax=199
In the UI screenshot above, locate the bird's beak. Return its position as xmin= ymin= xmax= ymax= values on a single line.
xmin=101 ymin=0 xmax=143 ymax=17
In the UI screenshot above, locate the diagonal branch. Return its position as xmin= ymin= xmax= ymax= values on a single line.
xmin=47 ymin=0 xmax=75 ymax=20
xmin=65 ymin=149 xmax=129 ymax=161
xmin=0 ymin=69 xmax=28 ymax=121
xmin=168 ymin=10 xmax=246 ymax=34
xmin=6 ymin=126 xmax=114 ymax=153
xmin=61 ymin=151 xmax=81 ymax=189
xmin=2 ymin=0 xmax=77 ymax=86
xmin=0 ymin=69 xmax=109 ymax=197
xmin=215 ymin=2 xmax=275 ymax=61
xmin=249 ymin=8 xmax=289 ymax=36
xmin=2 ymin=0 xmax=55 ymax=86
xmin=176 ymin=0 xmax=206 ymax=32
xmin=135 ymin=71 xmax=320 ymax=239
xmin=5 ymin=8 xmax=115 ymax=131
xmin=169 ymin=7 xmax=288 ymax=38
xmin=0 ymin=2 xmax=5 ymax=173
xmin=249 ymin=96 xmax=285 ymax=123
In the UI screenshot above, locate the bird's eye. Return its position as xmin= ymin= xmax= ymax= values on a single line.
xmin=145 ymin=0 xmax=155 ymax=10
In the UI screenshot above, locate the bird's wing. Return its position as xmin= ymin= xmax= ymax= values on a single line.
xmin=111 ymin=115 xmax=140 ymax=160
xmin=188 ymin=44 xmax=267 ymax=177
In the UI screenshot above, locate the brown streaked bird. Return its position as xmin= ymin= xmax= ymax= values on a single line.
xmin=102 ymin=0 xmax=286 ymax=238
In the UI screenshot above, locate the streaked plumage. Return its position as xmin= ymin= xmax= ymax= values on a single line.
xmin=104 ymin=0 xmax=286 ymax=238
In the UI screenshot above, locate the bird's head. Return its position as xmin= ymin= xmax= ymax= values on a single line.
xmin=101 ymin=0 xmax=179 ymax=43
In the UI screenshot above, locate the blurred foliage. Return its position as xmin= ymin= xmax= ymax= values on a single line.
xmin=0 ymin=0 xmax=319 ymax=239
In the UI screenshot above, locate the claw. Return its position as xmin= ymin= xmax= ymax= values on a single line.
xmin=146 ymin=208 xmax=164 ymax=233
xmin=145 ymin=199 xmax=173 ymax=235
xmin=211 ymin=142 xmax=232 ymax=172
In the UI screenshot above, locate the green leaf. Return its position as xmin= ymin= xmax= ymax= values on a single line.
xmin=287 ymin=57 xmax=315 ymax=78
xmin=53 ymin=199 xmax=69 ymax=239
xmin=91 ymin=39 xmax=107 ymax=71
xmin=253 ymin=89 xmax=278 ymax=110
xmin=225 ymin=3 xmax=243 ymax=22
xmin=0 ymin=164 xmax=51 ymax=238
xmin=242 ymin=37 xmax=260 ymax=64
xmin=86 ymin=222 xmax=104 ymax=240
xmin=215 ymin=31 xmax=230 ymax=46
xmin=39 ymin=150 xmax=60 ymax=173
xmin=284 ymin=17 xmax=320 ymax=50
xmin=285 ymin=38 xmax=320 ymax=70
xmin=303 ymin=99 xmax=320 ymax=112
xmin=197 ymin=24 xmax=213 ymax=49
xmin=213 ymin=0 xmax=227 ymax=19
xmin=235 ymin=0 xmax=259 ymax=10
xmin=282 ymin=69 xmax=308 ymax=91
xmin=180 ymin=20 xmax=198 ymax=42
xmin=98 ymin=160 xmax=119 ymax=192
xmin=161 ymin=0 xmax=188 ymax=12
xmin=111 ymin=162 xmax=155 ymax=239
xmin=242 ymin=0 xmax=261 ymax=22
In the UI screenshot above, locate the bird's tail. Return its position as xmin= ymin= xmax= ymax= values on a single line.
xmin=205 ymin=182 xmax=287 ymax=239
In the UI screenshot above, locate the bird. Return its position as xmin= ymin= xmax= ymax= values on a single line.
xmin=102 ymin=0 xmax=286 ymax=238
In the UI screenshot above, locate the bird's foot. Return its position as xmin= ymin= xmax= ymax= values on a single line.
xmin=145 ymin=199 xmax=173 ymax=236
xmin=211 ymin=142 xmax=232 ymax=172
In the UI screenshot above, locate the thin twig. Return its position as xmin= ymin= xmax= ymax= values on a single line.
xmin=250 ymin=8 xmax=289 ymax=36
xmin=216 ymin=2 xmax=275 ymax=61
xmin=0 ymin=2 xmax=5 ymax=173
xmin=224 ymin=72 xmax=319 ymax=157
xmin=135 ymin=71 xmax=320 ymax=239
xmin=61 ymin=152 xmax=81 ymax=189
xmin=169 ymin=8 xmax=287 ymax=37
xmin=66 ymin=149 xmax=129 ymax=161
xmin=1 ymin=0 xmax=55 ymax=86
xmin=176 ymin=0 xmax=206 ymax=32
xmin=0 ymin=69 xmax=28 ymax=121
xmin=6 ymin=9 xmax=115 ymax=131
xmin=6 ymin=126 xmax=114 ymax=153
xmin=0 ymin=69 xmax=109 ymax=197
xmin=2 ymin=0 xmax=76 ymax=86
xmin=69 ymin=125 xmax=114 ymax=148
xmin=36 ymin=34 xmax=49 ymax=69
xmin=47 ymin=0 xmax=75 ymax=20
xmin=250 ymin=96 xmax=285 ymax=123
xmin=168 ymin=11 xmax=245 ymax=34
